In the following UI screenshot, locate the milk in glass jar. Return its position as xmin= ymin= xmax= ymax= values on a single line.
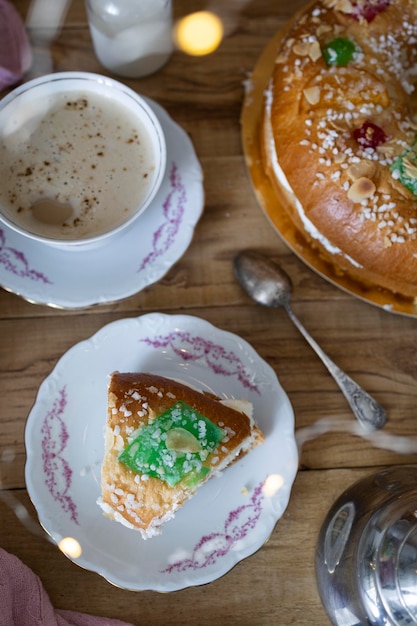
xmin=85 ymin=0 xmax=173 ymax=78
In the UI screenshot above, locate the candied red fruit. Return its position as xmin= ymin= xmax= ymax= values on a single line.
xmin=353 ymin=121 xmax=388 ymax=150
xmin=351 ymin=0 xmax=391 ymax=23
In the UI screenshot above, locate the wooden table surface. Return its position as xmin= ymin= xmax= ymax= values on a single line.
xmin=1 ymin=1 xmax=417 ymax=624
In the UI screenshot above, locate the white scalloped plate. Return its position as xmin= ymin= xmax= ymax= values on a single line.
xmin=25 ymin=313 xmax=298 ymax=592
xmin=0 ymin=99 xmax=203 ymax=309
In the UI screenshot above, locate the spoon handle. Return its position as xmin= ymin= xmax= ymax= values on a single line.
xmin=285 ymin=304 xmax=387 ymax=432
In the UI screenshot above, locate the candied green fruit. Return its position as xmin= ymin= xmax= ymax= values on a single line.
xmin=391 ymin=142 xmax=417 ymax=197
xmin=322 ymin=37 xmax=357 ymax=66
xmin=118 ymin=401 xmax=226 ymax=487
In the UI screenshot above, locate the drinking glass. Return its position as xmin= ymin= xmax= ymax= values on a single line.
xmin=85 ymin=0 xmax=173 ymax=78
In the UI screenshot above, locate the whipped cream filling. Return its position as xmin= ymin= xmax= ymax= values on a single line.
xmin=264 ymin=87 xmax=362 ymax=269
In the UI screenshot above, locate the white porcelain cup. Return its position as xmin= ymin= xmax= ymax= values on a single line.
xmin=0 ymin=71 xmax=166 ymax=249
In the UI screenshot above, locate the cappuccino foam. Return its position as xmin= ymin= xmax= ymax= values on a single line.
xmin=0 ymin=88 xmax=159 ymax=240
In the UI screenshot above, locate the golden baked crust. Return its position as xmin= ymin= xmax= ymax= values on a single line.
xmin=263 ymin=0 xmax=417 ymax=298
xmin=98 ymin=372 xmax=263 ymax=538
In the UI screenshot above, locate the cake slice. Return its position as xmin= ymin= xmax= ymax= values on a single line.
xmin=97 ymin=372 xmax=264 ymax=539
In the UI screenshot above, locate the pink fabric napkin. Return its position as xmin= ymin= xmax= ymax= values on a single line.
xmin=0 ymin=0 xmax=32 ymax=90
xmin=0 ymin=548 xmax=135 ymax=626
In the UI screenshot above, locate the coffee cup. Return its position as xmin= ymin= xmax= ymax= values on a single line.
xmin=0 ymin=71 xmax=166 ymax=249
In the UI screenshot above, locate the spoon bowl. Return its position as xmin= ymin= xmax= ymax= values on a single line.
xmin=234 ymin=249 xmax=293 ymax=308
xmin=233 ymin=250 xmax=387 ymax=432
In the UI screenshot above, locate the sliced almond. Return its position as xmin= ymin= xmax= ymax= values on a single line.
xmin=389 ymin=175 xmax=416 ymax=199
xmin=347 ymin=160 xmax=376 ymax=181
xmin=114 ymin=433 xmax=127 ymax=451
xmin=309 ymin=40 xmax=322 ymax=62
xmin=403 ymin=157 xmax=417 ymax=179
xmin=293 ymin=41 xmax=311 ymax=56
xmin=303 ymin=85 xmax=321 ymax=105
xmin=334 ymin=152 xmax=346 ymax=164
xmin=316 ymin=24 xmax=333 ymax=37
xmin=335 ymin=0 xmax=354 ymax=13
xmin=377 ymin=140 xmax=400 ymax=158
xmin=329 ymin=118 xmax=352 ymax=132
xmin=347 ymin=177 xmax=376 ymax=202
xmin=275 ymin=52 xmax=288 ymax=64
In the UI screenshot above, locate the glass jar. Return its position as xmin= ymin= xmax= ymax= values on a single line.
xmin=316 ymin=465 xmax=417 ymax=625
xmin=85 ymin=0 xmax=173 ymax=78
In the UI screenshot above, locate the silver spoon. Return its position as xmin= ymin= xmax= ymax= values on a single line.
xmin=233 ymin=250 xmax=387 ymax=432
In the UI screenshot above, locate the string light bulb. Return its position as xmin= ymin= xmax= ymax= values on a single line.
xmin=262 ymin=474 xmax=285 ymax=497
xmin=174 ymin=11 xmax=224 ymax=56
xmin=58 ymin=536 xmax=82 ymax=559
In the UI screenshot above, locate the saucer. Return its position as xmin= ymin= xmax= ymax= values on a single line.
xmin=0 ymin=100 xmax=203 ymax=309
xmin=24 ymin=313 xmax=298 ymax=591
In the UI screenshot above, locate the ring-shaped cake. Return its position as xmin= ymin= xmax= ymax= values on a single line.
xmin=262 ymin=0 xmax=417 ymax=300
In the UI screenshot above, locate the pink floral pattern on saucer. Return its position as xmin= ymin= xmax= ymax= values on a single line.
xmin=40 ymin=387 xmax=78 ymax=524
xmin=139 ymin=163 xmax=186 ymax=271
xmin=0 ymin=228 xmax=52 ymax=284
xmin=162 ymin=482 xmax=264 ymax=573
xmin=141 ymin=331 xmax=260 ymax=393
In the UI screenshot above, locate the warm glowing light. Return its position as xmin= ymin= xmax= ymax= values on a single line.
xmin=262 ymin=474 xmax=284 ymax=497
xmin=174 ymin=11 xmax=224 ymax=56
xmin=58 ymin=536 xmax=82 ymax=559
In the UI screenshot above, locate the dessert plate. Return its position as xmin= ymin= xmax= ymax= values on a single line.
xmin=0 ymin=99 xmax=203 ymax=309
xmin=241 ymin=23 xmax=417 ymax=317
xmin=24 ymin=313 xmax=298 ymax=592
